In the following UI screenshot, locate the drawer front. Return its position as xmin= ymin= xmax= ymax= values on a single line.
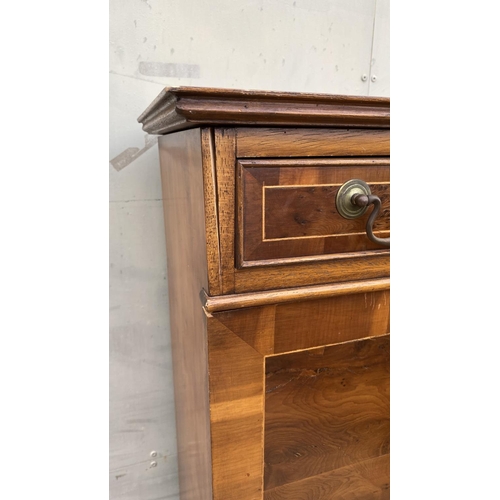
xmin=238 ymin=158 xmax=390 ymax=267
xmin=206 ymin=128 xmax=390 ymax=295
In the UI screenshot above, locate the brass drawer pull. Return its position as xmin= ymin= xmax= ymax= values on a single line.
xmin=336 ymin=179 xmax=390 ymax=248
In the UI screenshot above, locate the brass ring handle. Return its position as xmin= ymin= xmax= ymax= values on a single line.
xmin=336 ymin=179 xmax=390 ymax=248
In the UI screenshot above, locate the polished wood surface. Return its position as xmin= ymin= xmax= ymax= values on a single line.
xmin=213 ymin=305 xmax=276 ymax=356
xmin=273 ymin=291 xmax=389 ymax=353
xmin=264 ymin=185 xmax=389 ymax=238
xmin=213 ymin=290 xmax=389 ymax=355
xmin=264 ymin=336 xmax=390 ymax=493
xmin=234 ymin=256 xmax=389 ymax=293
xmin=215 ymin=128 xmax=237 ymax=294
xmin=264 ymin=454 xmax=389 ymax=500
xmin=207 ymin=315 xmax=265 ymax=500
xmin=158 ymin=129 xmax=212 ymax=500
xmin=142 ymin=88 xmax=390 ymax=500
xmin=202 ymin=278 xmax=389 ymax=313
xmin=211 ymin=130 xmax=389 ymax=294
xmin=206 ymin=308 xmax=389 ymax=500
xmin=236 ymin=128 xmax=390 ymax=158
xmin=201 ymin=128 xmax=223 ymax=295
xmin=138 ymin=87 xmax=389 ymax=134
xmin=239 ymin=159 xmax=390 ymax=265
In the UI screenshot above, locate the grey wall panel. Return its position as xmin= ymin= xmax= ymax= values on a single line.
xmin=369 ymin=0 xmax=390 ymax=97
xmin=110 ymin=149 xmax=179 ymax=500
xmin=110 ymin=0 xmax=379 ymax=96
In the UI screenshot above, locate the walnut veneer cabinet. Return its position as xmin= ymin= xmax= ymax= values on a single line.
xmin=138 ymin=88 xmax=390 ymax=500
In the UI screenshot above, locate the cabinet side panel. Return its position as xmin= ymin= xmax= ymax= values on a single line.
xmin=159 ymin=129 xmax=212 ymax=500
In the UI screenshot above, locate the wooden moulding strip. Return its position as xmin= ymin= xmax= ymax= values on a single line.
xmin=137 ymin=87 xmax=390 ymax=134
xmin=201 ymin=277 xmax=390 ymax=313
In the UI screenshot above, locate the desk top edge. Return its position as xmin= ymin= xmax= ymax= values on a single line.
xmin=138 ymin=86 xmax=390 ymax=135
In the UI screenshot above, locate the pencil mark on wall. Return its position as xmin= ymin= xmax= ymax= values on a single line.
xmin=110 ymin=135 xmax=158 ymax=172
xmin=138 ymin=62 xmax=200 ymax=78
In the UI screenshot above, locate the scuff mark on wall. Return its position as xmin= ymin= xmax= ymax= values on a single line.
xmin=110 ymin=135 xmax=158 ymax=172
xmin=138 ymin=61 xmax=200 ymax=78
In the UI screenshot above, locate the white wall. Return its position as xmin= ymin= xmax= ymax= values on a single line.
xmin=109 ymin=1 xmax=389 ymax=498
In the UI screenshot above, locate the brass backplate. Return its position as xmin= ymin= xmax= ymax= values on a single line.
xmin=336 ymin=179 xmax=372 ymax=219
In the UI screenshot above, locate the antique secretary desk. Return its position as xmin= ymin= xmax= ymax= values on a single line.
xmin=138 ymin=88 xmax=390 ymax=500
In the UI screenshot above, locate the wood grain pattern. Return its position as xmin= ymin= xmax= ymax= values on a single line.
xmin=158 ymin=129 xmax=212 ymax=500
xmin=199 ymin=129 xmax=390 ymax=293
xmin=147 ymin=89 xmax=391 ymax=500
xmin=215 ymin=305 xmax=276 ymax=356
xmin=234 ymin=255 xmax=389 ymax=293
xmin=202 ymin=278 xmax=390 ymax=313
xmin=264 ymin=184 xmax=389 ymax=238
xmin=240 ymin=159 xmax=390 ymax=264
xmin=138 ymin=87 xmax=389 ymax=134
xmin=209 ymin=289 xmax=389 ymax=356
xmin=214 ymin=128 xmax=237 ymax=294
xmin=236 ymin=128 xmax=390 ymax=158
xmin=264 ymin=336 xmax=390 ymax=492
xmin=273 ymin=291 xmax=390 ymax=353
xmin=264 ymin=454 xmax=389 ymax=500
xmin=207 ymin=296 xmax=389 ymax=498
xmin=208 ymin=316 xmax=265 ymax=500
xmin=201 ymin=128 xmax=222 ymax=295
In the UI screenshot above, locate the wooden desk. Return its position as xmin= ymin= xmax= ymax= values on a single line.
xmin=138 ymin=87 xmax=390 ymax=500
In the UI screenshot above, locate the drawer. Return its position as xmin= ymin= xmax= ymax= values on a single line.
xmin=237 ymin=157 xmax=390 ymax=268
xmin=205 ymin=127 xmax=390 ymax=294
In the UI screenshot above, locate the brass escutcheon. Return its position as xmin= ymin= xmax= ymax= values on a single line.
xmin=335 ymin=179 xmax=372 ymax=219
xmin=336 ymin=178 xmax=390 ymax=248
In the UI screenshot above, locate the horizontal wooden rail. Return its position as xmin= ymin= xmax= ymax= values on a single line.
xmin=201 ymin=277 xmax=390 ymax=312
